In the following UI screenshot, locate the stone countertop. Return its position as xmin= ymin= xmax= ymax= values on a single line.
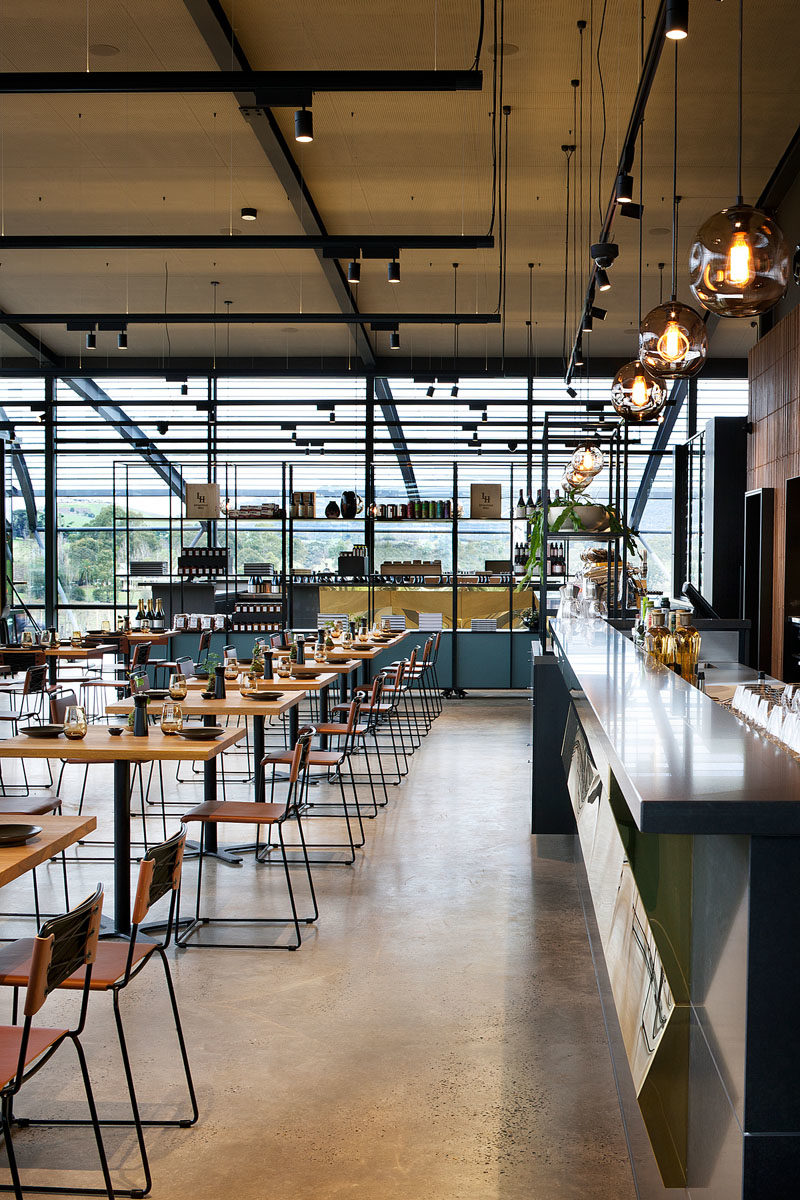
xmin=551 ymin=618 xmax=800 ymax=836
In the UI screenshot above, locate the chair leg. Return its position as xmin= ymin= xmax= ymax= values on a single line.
xmin=70 ymin=1034 xmax=117 ymax=1200
xmin=1 ymin=1096 xmax=24 ymax=1200
xmin=155 ymin=948 xmax=200 ymax=1125
xmin=111 ymin=993 xmax=153 ymax=1197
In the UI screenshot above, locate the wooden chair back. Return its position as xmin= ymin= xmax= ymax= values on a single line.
xmin=130 ymin=642 xmax=152 ymax=670
xmin=28 ymin=884 xmax=104 ymax=1016
xmin=50 ymin=689 xmax=79 ymax=724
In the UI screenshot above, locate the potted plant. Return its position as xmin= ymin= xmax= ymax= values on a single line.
xmin=516 ymin=489 xmax=639 ymax=592
xmin=195 ymin=651 xmax=220 ymax=679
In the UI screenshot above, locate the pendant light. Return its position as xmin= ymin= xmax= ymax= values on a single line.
xmin=569 ymin=442 xmax=604 ymax=478
xmin=294 ymin=107 xmax=313 ymax=143
xmin=689 ymin=0 xmax=789 ymax=317
xmin=612 ymin=42 xmax=668 ymax=426
xmin=640 ymin=44 xmax=707 ymax=378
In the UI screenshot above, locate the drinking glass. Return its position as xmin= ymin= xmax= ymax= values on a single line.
xmin=238 ymin=671 xmax=254 ymax=695
xmin=168 ymin=673 xmax=188 ymax=700
xmin=101 ymin=618 xmax=111 ymax=634
xmin=141 ymin=619 xmax=150 ymax=632
xmin=224 ymin=657 xmax=239 ymax=681
xmin=20 ymin=630 xmax=33 ymax=647
xmin=160 ymin=702 xmax=183 ymax=735
xmin=63 ymin=705 xmax=88 ymax=740
xmin=70 ymin=630 xmax=82 ymax=647
xmin=40 ymin=629 xmax=51 ymax=648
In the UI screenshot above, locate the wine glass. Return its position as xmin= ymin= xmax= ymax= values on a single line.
xmin=160 ymin=702 xmax=183 ymax=735
xmin=168 ymin=673 xmax=188 ymax=700
xmin=63 ymin=705 xmax=88 ymax=740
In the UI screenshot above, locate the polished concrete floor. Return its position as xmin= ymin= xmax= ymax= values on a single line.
xmin=0 ymin=695 xmax=636 ymax=1198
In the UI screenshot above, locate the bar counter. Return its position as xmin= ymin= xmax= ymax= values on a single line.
xmin=536 ymin=618 xmax=800 ymax=1200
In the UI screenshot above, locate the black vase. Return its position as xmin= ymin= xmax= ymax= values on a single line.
xmin=325 ymin=500 xmax=341 ymax=518
xmin=340 ymin=491 xmax=361 ymax=519
xmin=132 ymin=693 xmax=150 ymax=737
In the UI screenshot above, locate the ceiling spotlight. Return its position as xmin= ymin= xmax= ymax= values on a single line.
xmin=347 ymin=259 xmax=361 ymax=284
xmin=582 ymin=311 xmax=593 ymax=333
xmin=240 ymin=207 xmax=257 ymax=221
xmin=451 ymin=385 xmax=459 ymax=397
xmin=574 ymin=343 xmax=584 ymax=367
xmin=619 ymin=202 xmax=643 ymax=220
xmin=665 ymin=0 xmax=688 ymax=40
xmin=566 ymin=386 xmax=578 ymax=398
xmin=157 ymin=422 xmax=168 ymax=436
xmin=85 ymin=331 xmax=96 ymax=350
xmin=615 ymin=172 xmax=634 ymax=205
xmin=117 ymin=330 xmax=127 ymax=349
xmin=596 ymin=268 xmax=611 ymax=291
xmin=180 ymin=383 xmax=189 ymax=396
xmin=507 ymin=440 xmax=518 ymax=452
xmin=387 ymin=259 xmax=400 ymax=284
xmin=294 ymin=107 xmax=313 ymax=143
xmin=591 ymin=241 xmax=618 ymax=268
xmin=389 ymin=331 xmax=400 ymax=349
xmin=329 ymin=411 xmax=335 ymax=423
xmin=481 ymin=409 xmax=488 ymax=422
xmin=426 ymin=385 xmax=435 ymax=397
xmin=591 ymin=306 xmax=607 ymax=320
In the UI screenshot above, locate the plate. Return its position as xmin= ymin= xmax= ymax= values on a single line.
xmin=200 ymin=690 xmax=216 ymax=700
xmin=241 ymin=691 xmax=283 ymax=701
xmin=177 ymin=726 xmax=225 ymax=741
xmin=0 ymin=824 xmax=42 ymax=846
xmin=21 ymin=724 xmax=64 ymax=738
xmin=289 ymin=665 xmax=325 ymax=677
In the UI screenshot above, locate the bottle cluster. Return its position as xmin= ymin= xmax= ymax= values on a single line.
xmin=635 ymin=598 xmax=701 ymax=679
xmin=134 ymin=597 xmax=166 ymax=630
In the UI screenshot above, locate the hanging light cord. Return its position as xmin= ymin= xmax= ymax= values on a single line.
xmin=596 ymin=0 xmax=609 ymax=227
xmin=470 ymin=0 xmax=485 ymax=69
xmin=636 ymin=0 xmax=644 ymax=333
xmin=561 ymin=144 xmax=575 ymax=370
xmin=670 ymin=41 xmax=678 ymax=301
xmin=736 ymin=0 xmax=743 ymax=204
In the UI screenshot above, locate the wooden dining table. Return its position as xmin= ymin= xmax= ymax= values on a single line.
xmin=106 ymin=689 xmax=307 ymax=801
xmin=43 ymin=643 xmax=116 ymax=685
xmin=0 ymin=814 xmax=96 ymax=888
xmin=0 ymin=726 xmax=245 ymax=934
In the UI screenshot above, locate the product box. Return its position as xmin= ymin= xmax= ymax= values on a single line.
xmin=470 ymin=483 xmax=502 ymax=519
xmin=185 ymin=482 xmax=221 ymax=520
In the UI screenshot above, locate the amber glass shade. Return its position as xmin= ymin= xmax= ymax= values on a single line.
xmin=562 ymin=467 xmax=591 ymax=493
xmin=639 ymin=300 xmax=708 ymax=379
xmin=611 ymin=360 xmax=668 ymax=423
xmin=569 ymin=443 xmax=605 ymax=478
xmin=689 ymin=205 xmax=790 ymax=318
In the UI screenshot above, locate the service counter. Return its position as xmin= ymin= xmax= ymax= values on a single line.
xmin=533 ymin=618 xmax=800 ymax=1199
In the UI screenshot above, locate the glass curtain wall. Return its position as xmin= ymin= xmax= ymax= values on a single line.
xmin=0 ymin=373 xmax=748 ymax=634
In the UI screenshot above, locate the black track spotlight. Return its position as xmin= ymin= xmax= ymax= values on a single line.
xmin=619 ymin=202 xmax=643 ymax=220
xmin=481 ymin=409 xmax=488 ymax=422
xmin=615 ymin=172 xmax=634 ymax=205
xmin=574 ymin=342 xmax=584 ymax=367
xmin=157 ymin=422 xmax=168 ymax=436
xmin=591 ymin=241 xmax=618 ymax=268
xmin=596 ymin=268 xmax=611 ymax=292
xmin=387 ymin=258 xmax=400 ymax=284
xmin=451 ymin=385 xmax=459 ymax=398
xmin=582 ymin=310 xmax=593 ymax=333
xmin=85 ymin=331 xmax=96 ymax=350
xmin=347 ymin=259 xmax=361 ymax=284
xmin=566 ymin=386 xmax=578 ymax=398
xmin=117 ymin=330 xmax=127 ymax=349
xmin=665 ymin=0 xmax=688 ymax=40
xmin=329 ymin=411 xmax=335 ymax=423
xmin=294 ymin=107 xmax=313 ymax=143
xmin=591 ymin=305 xmax=607 ymax=320
xmin=507 ymin=440 xmax=518 ymax=452
xmin=426 ymin=385 xmax=435 ymax=397
xmin=389 ymin=330 xmax=400 ymax=349
xmin=240 ymin=206 xmax=257 ymax=221
xmin=180 ymin=383 xmax=189 ymax=396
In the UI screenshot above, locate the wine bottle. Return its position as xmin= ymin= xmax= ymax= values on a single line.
xmin=515 ymin=489 xmax=526 ymax=519
xmin=526 ymin=492 xmax=535 ymax=518
xmin=135 ymin=598 xmax=145 ymax=627
xmin=153 ymin=598 xmax=165 ymax=630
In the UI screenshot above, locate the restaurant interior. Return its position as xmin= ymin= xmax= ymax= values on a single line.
xmin=0 ymin=1 xmax=796 ymax=1198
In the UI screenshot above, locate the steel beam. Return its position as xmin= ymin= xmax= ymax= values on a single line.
xmin=0 ymin=234 xmax=492 ymax=253
xmin=0 ymin=70 xmax=482 ymax=96
xmin=375 ymin=376 xmax=418 ymax=501
xmin=0 ymin=311 xmax=501 ymax=328
xmin=628 ymin=377 xmax=689 ymax=531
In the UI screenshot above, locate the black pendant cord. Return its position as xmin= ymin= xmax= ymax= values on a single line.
xmin=636 ymin=1 xmax=644 ymax=338
xmin=561 ymin=144 xmax=575 ymax=372
xmin=670 ymin=40 xmax=679 ymax=302
xmin=737 ymin=0 xmax=743 ymax=205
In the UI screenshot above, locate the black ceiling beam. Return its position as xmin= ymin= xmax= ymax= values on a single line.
xmin=0 ymin=70 xmax=481 ymax=97
xmin=0 ymin=355 xmax=749 ymax=379
xmin=628 ymin=376 xmax=689 ymax=531
xmin=0 ymin=234 xmax=493 ymax=253
xmin=565 ymin=0 xmax=668 ymax=381
xmin=8 ymin=312 xmax=500 ymax=329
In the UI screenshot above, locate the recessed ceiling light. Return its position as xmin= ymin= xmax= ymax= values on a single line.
xmin=649 ymin=227 xmax=670 ymax=237
xmin=490 ymin=41 xmax=519 ymax=55
xmin=89 ymin=43 xmax=120 ymax=56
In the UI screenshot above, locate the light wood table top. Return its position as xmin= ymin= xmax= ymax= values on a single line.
xmin=0 ymin=814 xmax=96 ymax=888
xmin=0 ymin=725 xmax=245 ymax=762
xmin=106 ymin=690 xmax=305 ymax=719
xmin=184 ymin=671 xmax=337 ymax=693
xmin=43 ymin=644 xmax=116 ymax=659
xmin=124 ymin=630 xmax=178 ymax=647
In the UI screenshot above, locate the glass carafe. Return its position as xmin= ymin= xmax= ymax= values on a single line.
xmin=63 ymin=705 xmax=88 ymax=740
